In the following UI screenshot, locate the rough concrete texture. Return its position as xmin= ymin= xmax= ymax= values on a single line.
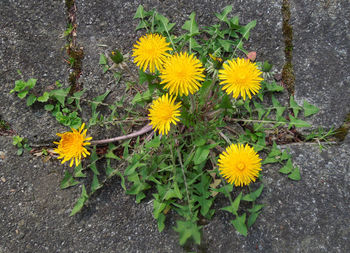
xmin=1 ymin=0 xmax=350 ymax=252
xmin=291 ymin=0 xmax=350 ymax=130
xmin=0 ymin=0 xmax=69 ymax=143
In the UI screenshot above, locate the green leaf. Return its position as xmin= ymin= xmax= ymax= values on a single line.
xmin=136 ymin=20 xmax=148 ymax=30
xmin=265 ymin=81 xmax=284 ymax=92
xmin=60 ymin=170 xmax=80 ymax=189
xmin=44 ymin=104 xmax=54 ymax=111
xmin=155 ymin=13 xmax=176 ymax=34
xmin=232 ymin=192 xmax=242 ymax=213
xmin=73 ymin=163 xmax=86 ymax=178
xmin=288 ymin=114 xmax=311 ymax=128
xmin=247 ymin=211 xmax=260 ymax=228
xmin=12 ymin=80 xmax=26 ymax=92
xmin=27 ymin=78 xmax=37 ymax=89
xmin=242 ymin=184 xmax=264 ymax=202
xmin=26 ymin=94 xmax=37 ymax=106
xmin=99 ymin=53 xmax=108 ymax=65
xmin=218 ymin=39 xmax=233 ymax=52
xmin=91 ymin=174 xmax=102 ymax=193
xmin=157 ymin=213 xmax=166 ymax=232
xmin=279 ymin=158 xmax=293 ymax=174
xmin=221 ymin=192 xmax=242 ymax=215
xmin=288 ymin=166 xmax=301 ymax=181
xmin=182 ymin=12 xmax=199 ymax=35
xmin=153 ymin=199 xmax=166 ymax=219
xmin=37 ymin=92 xmax=50 ymax=102
xmin=17 ymin=148 xmax=23 ymax=156
xmin=247 ymin=204 xmax=264 ymax=213
xmin=290 ymin=96 xmax=301 ymax=117
xmin=271 ymin=95 xmax=286 ymax=119
xmin=89 ymin=148 xmax=100 ymax=175
xmin=124 ymin=161 xmax=146 ymax=176
xmin=134 ymin=5 xmax=145 ymax=19
xmin=17 ymin=90 xmax=28 ymax=99
xmin=262 ymin=61 xmax=273 ymax=72
xmin=173 ymin=220 xmax=201 ymax=245
xmin=145 ymin=136 xmax=161 ymax=149
xmin=303 ymin=101 xmax=319 ymax=117
xmin=70 ymin=185 xmax=88 ymax=216
xmin=231 ymin=213 xmax=248 ymax=236
xmin=91 ymin=90 xmax=110 ymax=114
xmin=253 ymin=101 xmax=265 ymax=119
xmin=215 ymin=5 xmax=233 ymax=23
xmin=238 ymin=20 xmax=256 ymax=40
xmin=193 ymin=145 xmax=212 ymax=165
xmin=139 ymin=70 xmax=156 ymax=85
xmin=50 ymin=88 xmax=70 ymax=106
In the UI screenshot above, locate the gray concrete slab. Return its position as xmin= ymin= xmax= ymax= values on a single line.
xmin=0 ymin=0 xmax=69 ymax=143
xmin=291 ymin=0 xmax=350 ymax=130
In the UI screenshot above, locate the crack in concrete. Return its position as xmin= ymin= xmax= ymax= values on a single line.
xmin=334 ymin=112 xmax=350 ymax=142
xmin=65 ymin=0 xmax=84 ymax=93
xmin=281 ymin=0 xmax=295 ymax=95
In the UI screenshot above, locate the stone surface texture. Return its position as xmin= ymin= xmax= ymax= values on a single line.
xmin=0 ymin=0 xmax=349 ymax=252
xmin=0 ymin=0 xmax=69 ymax=143
xmin=291 ymin=0 xmax=350 ymax=130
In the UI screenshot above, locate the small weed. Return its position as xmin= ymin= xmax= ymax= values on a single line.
xmin=12 ymin=135 xmax=31 ymax=156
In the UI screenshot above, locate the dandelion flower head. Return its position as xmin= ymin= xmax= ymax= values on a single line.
xmin=54 ymin=123 xmax=92 ymax=167
xmin=160 ymin=52 xmax=205 ymax=96
xmin=218 ymin=58 xmax=263 ymax=100
xmin=218 ymin=143 xmax=262 ymax=187
xmin=148 ymin=93 xmax=181 ymax=135
xmin=132 ymin=33 xmax=172 ymax=73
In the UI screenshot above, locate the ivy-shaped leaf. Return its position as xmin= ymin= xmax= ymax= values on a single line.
xmin=303 ymin=101 xmax=319 ymax=117
xmin=231 ymin=213 xmax=247 ymax=236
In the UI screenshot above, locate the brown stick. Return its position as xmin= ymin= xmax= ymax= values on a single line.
xmin=90 ymin=124 xmax=153 ymax=145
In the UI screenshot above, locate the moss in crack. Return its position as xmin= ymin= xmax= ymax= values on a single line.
xmin=282 ymin=0 xmax=295 ymax=95
xmin=333 ymin=112 xmax=350 ymax=142
xmin=65 ymin=0 xmax=74 ymax=10
xmin=68 ymin=47 xmax=84 ymax=93
xmin=64 ymin=0 xmax=83 ymax=93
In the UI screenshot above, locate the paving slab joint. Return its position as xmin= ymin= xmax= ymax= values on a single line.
xmin=333 ymin=112 xmax=350 ymax=142
xmin=65 ymin=0 xmax=84 ymax=94
xmin=281 ymin=0 xmax=295 ymax=95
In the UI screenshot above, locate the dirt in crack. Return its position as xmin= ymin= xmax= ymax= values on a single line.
xmin=65 ymin=0 xmax=84 ymax=94
xmin=281 ymin=0 xmax=295 ymax=95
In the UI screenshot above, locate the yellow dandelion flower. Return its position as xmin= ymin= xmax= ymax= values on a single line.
xmin=218 ymin=58 xmax=263 ymax=100
xmin=218 ymin=144 xmax=262 ymax=187
xmin=160 ymin=52 xmax=205 ymax=96
xmin=53 ymin=123 xmax=92 ymax=167
xmin=132 ymin=33 xmax=173 ymax=73
xmin=148 ymin=93 xmax=181 ymax=135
